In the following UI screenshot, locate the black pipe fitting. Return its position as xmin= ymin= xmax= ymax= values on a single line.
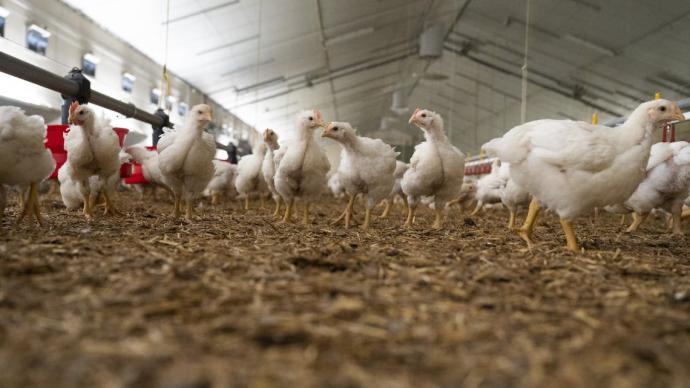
xmin=60 ymin=67 xmax=91 ymax=124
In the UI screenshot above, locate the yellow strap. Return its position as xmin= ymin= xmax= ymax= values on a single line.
xmin=591 ymin=112 xmax=598 ymax=125
xmin=655 ymin=92 xmax=662 ymax=100
xmin=161 ymin=65 xmax=170 ymax=108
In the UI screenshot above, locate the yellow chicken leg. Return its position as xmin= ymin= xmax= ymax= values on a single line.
xmin=344 ymin=195 xmax=355 ymax=228
xmin=560 ymin=218 xmax=579 ymax=252
xmin=403 ymin=203 xmax=417 ymax=228
xmin=516 ymin=198 xmax=540 ymax=248
xmin=431 ymin=207 xmax=444 ymax=229
xmin=281 ymin=199 xmax=294 ymax=223
xmin=507 ymin=210 xmax=516 ymax=229
xmin=102 ymin=190 xmax=121 ymax=216
xmin=185 ymin=199 xmax=194 ymax=220
xmin=470 ymin=201 xmax=482 ymax=216
xmin=671 ymin=210 xmax=683 ymax=235
xmin=244 ymin=197 xmax=250 ymax=210
xmin=82 ymin=188 xmax=94 ymax=220
xmin=379 ymin=199 xmax=391 ymax=218
xmin=302 ymin=203 xmax=311 ymax=225
xmin=211 ymin=192 xmax=220 ymax=205
xmin=17 ymin=183 xmax=43 ymax=226
xmin=626 ymin=212 xmax=648 ymax=233
xmin=362 ymin=207 xmax=371 ymax=230
xmin=272 ymin=198 xmax=282 ymax=218
xmin=172 ymin=194 xmax=182 ymax=218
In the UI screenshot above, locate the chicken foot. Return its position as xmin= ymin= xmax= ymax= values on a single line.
xmin=560 ymin=218 xmax=580 ymax=252
xmin=516 ymin=198 xmax=541 ymax=248
xmin=626 ymin=212 xmax=648 ymax=233
xmin=102 ymin=190 xmax=122 ymax=216
xmin=281 ymin=199 xmax=295 ymax=223
xmin=379 ymin=199 xmax=392 ymax=218
xmin=17 ymin=183 xmax=43 ymax=226
xmin=431 ymin=207 xmax=444 ymax=230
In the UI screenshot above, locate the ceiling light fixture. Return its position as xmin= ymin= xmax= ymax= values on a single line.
xmin=234 ymin=76 xmax=286 ymax=94
xmin=162 ymin=0 xmax=240 ymax=25
xmin=222 ymin=58 xmax=275 ymax=77
xmin=563 ymin=34 xmax=617 ymax=56
xmin=0 ymin=6 xmax=11 ymax=18
xmin=197 ymin=34 xmax=259 ymax=56
xmin=324 ymin=26 xmax=375 ymax=47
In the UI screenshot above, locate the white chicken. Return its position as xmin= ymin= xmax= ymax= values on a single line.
xmin=126 ymin=147 xmax=166 ymax=187
xmin=380 ymin=161 xmax=409 ymax=218
xmin=60 ymin=102 xmax=121 ymax=219
xmin=158 ymin=104 xmax=215 ymax=219
xmin=274 ymin=110 xmax=330 ymax=224
xmin=207 ymin=160 xmax=238 ymax=205
xmin=321 ymin=122 xmax=397 ymax=229
xmin=447 ymin=178 xmax=477 ymax=213
xmin=261 ymin=128 xmax=282 ymax=216
xmin=401 ymin=108 xmax=465 ymax=229
xmin=327 ymin=171 xmax=346 ymax=199
xmin=496 ymin=162 xmax=531 ymax=229
xmin=485 ymin=99 xmax=684 ymax=251
xmin=471 ymin=159 xmax=505 ymax=216
xmin=236 ymin=138 xmax=269 ymax=210
xmin=125 ymin=146 xmax=169 ymax=200
xmin=605 ymin=141 xmax=690 ymax=235
xmin=58 ymin=150 xmax=128 ymax=212
xmin=0 ymin=106 xmax=55 ymax=224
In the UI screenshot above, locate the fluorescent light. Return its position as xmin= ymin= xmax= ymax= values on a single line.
xmin=162 ymin=0 xmax=240 ymax=25
xmin=563 ymin=34 xmax=616 ymax=56
xmin=28 ymin=24 xmax=51 ymax=38
xmin=222 ymin=58 xmax=275 ymax=77
xmin=83 ymin=53 xmax=100 ymax=64
xmin=123 ymin=72 xmax=136 ymax=81
xmin=0 ymin=6 xmax=11 ymax=18
xmin=324 ymin=27 xmax=375 ymax=47
xmin=197 ymin=34 xmax=259 ymax=55
xmin=151 ymin=88 xmax=161 ymax=95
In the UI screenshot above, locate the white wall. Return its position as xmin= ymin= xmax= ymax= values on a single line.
xmin=0 ymin=0 xmax=253 ymax=146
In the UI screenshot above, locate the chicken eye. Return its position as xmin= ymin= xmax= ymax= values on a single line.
xmin=78 ymin=111 xmax=84 ymax=115
xmin=197 ymin=110 xmax=203 ymax=114
xmin=308 ymin=116 xmax=313 ymax=121
xmin=333 ymin=126 xmax=339 ymax=131
xmin=421 ymin=113 xmax=427 ymax=118
xmin=660 ymin=106 xmax=666 ymax=112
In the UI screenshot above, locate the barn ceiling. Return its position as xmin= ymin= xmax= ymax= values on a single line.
xmin=63 ymin=0 xmax=690 ymax=152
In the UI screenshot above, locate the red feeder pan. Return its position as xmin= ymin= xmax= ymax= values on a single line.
xmin=124 ymin=146 xmax=156 ymax=185
xmin=46 ymin=125 xmax=130 ymax=179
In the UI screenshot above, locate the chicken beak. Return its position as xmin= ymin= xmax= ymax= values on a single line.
xmin=673 ymin=107 xmax=685 ymax=122
xmin=321 ymin=123 xmax=332 ymax=137
xmin=204 ymin=113 xmax=213 ymax=122
xmin=408 ymin=107 xmax=421 ymax=125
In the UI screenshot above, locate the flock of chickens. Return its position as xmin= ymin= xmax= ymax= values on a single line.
xmin=0 ymin=97 xmax=688 ymax=252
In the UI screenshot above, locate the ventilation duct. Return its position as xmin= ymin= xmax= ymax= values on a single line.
xmin=419 ymin=24 xmax=445 ymax=59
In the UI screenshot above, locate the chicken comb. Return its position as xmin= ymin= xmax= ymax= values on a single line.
xmin=68 ymin=101 xmax=79 ymax=115
xmin=314 ymin=109 xmax=322 ymax=122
